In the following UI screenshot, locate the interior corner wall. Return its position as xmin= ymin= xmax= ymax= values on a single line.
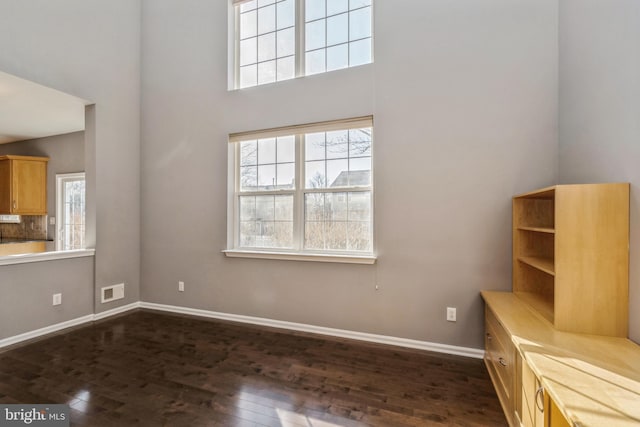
xmin=558 ymin=0 xmax=640 ymax=343
xmin=140 ymin=0 xmax=558 ymax=349
xmin=0 ymin=0 xmax=141 ymax=338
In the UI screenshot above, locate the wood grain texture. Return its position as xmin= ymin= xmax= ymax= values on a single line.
xmin=0 ymin=310 xmax=507 ymax=427
xmin=0 ymin=155 xmax=49 ymax=215
xmin=513 ymin=183 xmax=629 ymax=337
xmin=554 ymin=183 xmax=629 ymax=337
xmin=482 ymin=291 xmax=640 ymax=427
xmin=0 ymin=241 xmax=45 ymax=256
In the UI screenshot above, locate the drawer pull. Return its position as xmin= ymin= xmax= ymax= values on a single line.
xmin=535 ymin=386 xmax=545 ymax=412
xmin=486 ymin=333 xmax=492 ymax=341
xmin=498 ymin=357 xmax=507 ymax=367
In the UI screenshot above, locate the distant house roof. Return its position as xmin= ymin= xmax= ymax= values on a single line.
xmin=330 ymin=170 xmax=370 ymax=187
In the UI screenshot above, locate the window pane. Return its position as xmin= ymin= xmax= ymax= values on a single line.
xmin=326 ymin=130 xmax=348 ymax=159
xmin=240 ymin=10 xmax=257 ymax=39
xmin=305 ymin=49 xmax=326 ymax=75
xmin=305 ymin=160 xmax=326 ymax=188
xmin=240 ymin=140 xmax=258 ymax=165
xmin=256 ymin=195 xmax=275 ymax=220
xmin=349 ymin=38 xmax=371 ymax=66
xmin=240 ymin=166 xmax=258 ymax=190
xmin=240 ymin=221 xmax=257 ymax=247
xmin=258 ymin=0 xmax=275 ymax=7
xmin=273 ymin=221 xmax=293 ymax=248
xmin=348 ymin=221 xmax=371 ymax=251
xmin=305 ymin=19 xmax=326 ymax=51
xmin=327 ymin=159 xmax=348 ymax=187
xmin=277 ymin=56 xmax=295 ymax=81
xmin=305 ymin=193 xmax=325 ymax=220
xmin=258 ymin=138 xmax=276 ymax=164
xmin=305 ymin=133 xmax=326 ymax=160
xmin=306 ymin=0 xmax=326 ymax=21
xmin=277 ymin=135 xmax=295 ymax=163
xmin=258 ymin=33 xmax=276 ymax=62
xmin=325 ymin=221 xmax=347 ymax=250
xmin=258 ymin=4 xmax=276 ymax=35
xmin=327 ymin=0 xmax=348 ymax=16
xmin=257 ymin=164 xmax=276 ymax=188
xmin=276 ymin=27 xmax=295 ymax=57
xmin=326 ymin=13 xmax=348 ymax=46
xmin=349 ymin=138 xmax=371 ymax=158
xmin=326 ymin=192 xmax=348 ymax=220
xmin=348 ymin=158 xmax=371 ymax=186
xmin=304 ymin=221 xmax=324 ymax=249
xmin=348 ymin=191 xmax=371 ymax=220
xmin=327 ymin=44 xmax=348 ymax=71
xmin=258 ymin=60 xmax=277 ymax=84
xmin=275 ymin=195 xmax=294 ymax=220
xmin=240 ymin=37 xmax=257 ymax=66
xmin=240 ymin=64 xmax=257 ymax=88
xmin=240 ymin=196 xmax=256 ymax=221
xmin=349 ymin=7 xmax=371 ymax=40
xmin=277 ymin=0 xmax=295 ymax=29
xmin=276 ymin=163 xmax=295 ymax=188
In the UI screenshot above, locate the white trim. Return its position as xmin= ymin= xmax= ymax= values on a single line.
xmin=223 ymin=249 xmax=376 ymax=264
xmin=229 ymin=116 xmax=373 ymax=142
xmin=0 ymin=302 xmax=140 ymax=349
xmin=93 ymin=302 xmax=141 ymax=321
xmin=140 ymin=302 xmax=484 ymax=359
xmin=0 ymin=249 xmax=95 ymax=266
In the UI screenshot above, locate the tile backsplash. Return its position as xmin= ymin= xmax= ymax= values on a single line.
xmin=0 ymin=216 xmax=47 ymax=240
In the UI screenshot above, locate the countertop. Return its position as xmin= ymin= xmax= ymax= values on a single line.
xmin=482 ymin=291 xmax=640 ymax=427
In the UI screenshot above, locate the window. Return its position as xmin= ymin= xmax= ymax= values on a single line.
xmin=234 ymin=0 xmax=373 ymax=89
xmin=56 ymin=172 xmax=86 ymax=251
xmin=227 ymin=117 xmax=374 ymax=262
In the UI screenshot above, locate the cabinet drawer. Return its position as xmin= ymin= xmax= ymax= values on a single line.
xmin=485 ymin=307 xmax=515 ymax=424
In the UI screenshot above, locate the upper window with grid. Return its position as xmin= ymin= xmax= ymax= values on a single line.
xmin=233 ymin=0 xmax=373 ymax=89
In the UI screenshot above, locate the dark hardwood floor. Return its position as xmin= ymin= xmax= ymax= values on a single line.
xmin=0 ymin=310 xmax=507 ymax=426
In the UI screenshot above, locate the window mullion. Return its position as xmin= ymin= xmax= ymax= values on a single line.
xmin=294 ymin=134 xmax=305 ymax=250
xmin=296 ymin=0 xmax=305 ymax=77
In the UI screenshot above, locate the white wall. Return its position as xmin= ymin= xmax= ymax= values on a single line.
xmin=0 ymin=0 xmax=141 ymax=338
xmin=141 ymin=0 xmax=558 ymax=349
xmin=559 ymin=0 xmax=640 ymax=343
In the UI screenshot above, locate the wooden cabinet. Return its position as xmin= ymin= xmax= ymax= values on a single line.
xmin=0 ymin=155 xmax=49 ymax=215
xmin=484 ymin=306 xmax=516 ymax=426
xmin=518 ymin=353 xmax=547 ymax=427
xmin=0 ymin=241 xmax=46 ymax=256
xmin=513 ymin=183 xmax=629 ymax=337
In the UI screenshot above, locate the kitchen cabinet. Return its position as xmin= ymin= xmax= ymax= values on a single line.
xmin=0 ymin=155 xmax=49 ymax=215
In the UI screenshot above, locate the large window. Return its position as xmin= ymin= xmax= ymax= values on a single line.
xmin=227 ymin=117 xmax=374 ymax=262
xmin=234 ymin=0 xmax=373 ymax=89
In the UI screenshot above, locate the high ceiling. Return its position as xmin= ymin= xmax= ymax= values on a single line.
xmin=0 ymin=70 xmax=88 ymax=144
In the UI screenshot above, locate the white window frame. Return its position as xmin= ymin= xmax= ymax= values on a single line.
xmin=232 ymin=0 xmax=374 ymax=89
xmin=55 ymin=172 xmax=86 ymax=251
xmin=224 ymin=117 xmax=376 ymax=264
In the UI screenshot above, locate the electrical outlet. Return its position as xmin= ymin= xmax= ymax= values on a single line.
xmin=446 ymin=307 xmax=457 ymax=322
xmin=49 ymin=216 xmax=56 ymax=225
xmin=178 ymin=281 xmax=185 ymax=292
xmin=53 ymin=293 xmax=62 ymax=306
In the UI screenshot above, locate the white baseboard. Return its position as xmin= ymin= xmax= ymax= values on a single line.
xmin=0 ymin=302 xmax=140 ymax=349
xmin=140 ymin=302 xmax=485 ymax=359
xmin=0 ymin=300 xmax=484 ymax=359
xmin=94 ymin=301 xmax=141 ymax=321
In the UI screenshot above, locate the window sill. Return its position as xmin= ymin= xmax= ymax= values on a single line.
xmin=223 ymin=249 xmax=376 ymax=265
xmin=0 ymin=249 xmax=95 ymax=266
